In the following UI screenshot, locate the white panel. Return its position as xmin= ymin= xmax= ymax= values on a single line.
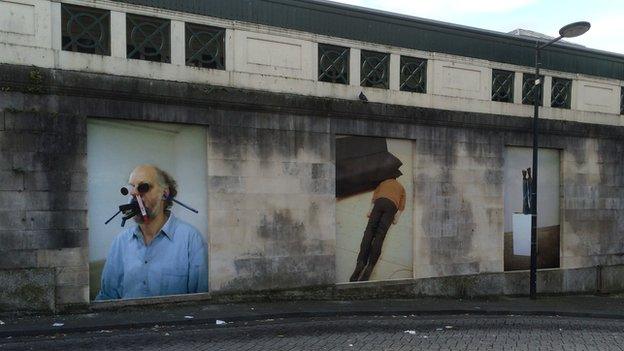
xmin=512 ymin=214 xmax=531 ymax=256
xmin=431 ymin=60 xmax=489 ymax=100
xmin=389 ymin=53 xmax=399 ymax=91
xmin=441 ymin=66 xmax=480 ymax=92
xmin=246 ymin=37 xmax=301 ymax=69
xmin=349 ymin=48 xmax=360 ymax=87
xmin=0 ymin=1 xmax=35 ymax=35
xmin=110 ymin=11 xmax=126 ymax=58
xmin=233 ymin=30 xmax=314 ymax=80
xmin=576 ymin=81 xmax=619 ymax=114
xmin=170 ymin=20 xmax=185 ymax=66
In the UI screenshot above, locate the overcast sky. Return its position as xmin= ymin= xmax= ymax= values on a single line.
xmin=329 ymin=0 xmax=624 ymax=55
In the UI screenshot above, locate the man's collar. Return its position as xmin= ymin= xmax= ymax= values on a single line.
xmin=130 ymin=213 xmax=176 ymax=241
xmin=160 ymin=212 xmax=176 ymax=240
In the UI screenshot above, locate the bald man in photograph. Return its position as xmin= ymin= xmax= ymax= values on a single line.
xmin=96 ymin=165 xmax=208 ymax=300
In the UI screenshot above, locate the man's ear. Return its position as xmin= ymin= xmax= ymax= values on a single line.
xmin=162 ymin=188 xmax=169 ymax=200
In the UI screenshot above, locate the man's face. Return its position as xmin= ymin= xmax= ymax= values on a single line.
xmin=127 ymin=166 xmax=166 ymax=223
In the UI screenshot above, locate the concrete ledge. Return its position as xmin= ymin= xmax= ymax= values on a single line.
xmin=5 ymin=263 xmax=624 ymax=313
xmin=86 ymin=266 xmax=624 ymax=312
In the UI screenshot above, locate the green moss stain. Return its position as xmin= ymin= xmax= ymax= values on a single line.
xmin=27 ymin=68 xmax=44 ymax=94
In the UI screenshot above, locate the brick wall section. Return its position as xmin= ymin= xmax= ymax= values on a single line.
xmin=0 ymin=110 xmax=88 ymax=311
xmin=207 ymin=122 xmax=336 ymax=292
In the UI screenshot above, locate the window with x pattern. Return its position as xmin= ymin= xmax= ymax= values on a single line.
xmin=318 ymin=44 xmax=349 ymax=84
xmin=360 ymin=50 xmax=389 ymax=89
xmin=621 ymin=87 xmax=624 ymax=115
xmin=185 ymin=23 xmax=225 ymax=70
xmin=491 ymin=69 xmax=514 ymax=103
xmin=126 ymin=14 xmax=170 ymax=63
xmin=400 ymin=56 xmax=427 ymax=93
xmin=551 ymin=77 xmax=572 ymax=109
xmin=61 ymin=4 xmax=110 ymax=55
xmin=522 ymin=73 xmax=544 ymax=106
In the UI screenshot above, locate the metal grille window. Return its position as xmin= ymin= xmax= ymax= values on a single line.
xmin=621 ymin=87 xmax=624 ymax=115
xmin=551 ymin=77 xmax=572 ymax=109
xmin=522 ymin=73 xmax=544 ymax=106
xmin=491 ymin=69 xmax=514 ymax=102
xmin=400 ymin=56 xmax=426 ymax=93
xmin=61 ymin=4 xmax=110 ymax=55
xmin=126 ymin=14 xmax=170 ymax=63
xmin=318 ymin=44 xmax=350 ymax=84
xmin=361 ymin=50 xmax=389 ymax=89
xmin=185 ymin=23 xmax=225 ymax=70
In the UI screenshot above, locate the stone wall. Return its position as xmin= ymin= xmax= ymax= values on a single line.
xmin=207 ymin=122 xmax=336 ymax=291
xmin=0 ymin=109 xmax=88 ymax=311
xmin=1 ymin=64 xmax=624 ymax=312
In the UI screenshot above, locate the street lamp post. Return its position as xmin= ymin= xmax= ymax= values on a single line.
xmin=530 ymin=21 xmax=591 ymax=299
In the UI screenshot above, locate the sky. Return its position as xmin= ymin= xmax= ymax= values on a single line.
xmin=329 ymin=0 xmax=624 ymax=55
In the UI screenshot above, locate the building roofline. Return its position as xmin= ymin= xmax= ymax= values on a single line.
xmin=109 ymin=0 xmax=624 ymax=80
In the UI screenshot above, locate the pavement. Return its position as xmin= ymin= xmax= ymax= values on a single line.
xmin=2 ymin=295 xmax=624 ymax=338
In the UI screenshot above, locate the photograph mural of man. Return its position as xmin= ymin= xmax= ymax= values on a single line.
xmin=336 ymin=136 xmax=413 ymax=282
xmin=96 ymin=165 xmax=208 ymax=300
xmin=350 ymin=177 xmax=406 ymax=281
xmin=87 ymin=119 xmax=209 ymax=300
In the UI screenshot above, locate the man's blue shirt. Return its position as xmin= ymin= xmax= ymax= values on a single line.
xmin=96 ymin=213 xmax=208 ymax=300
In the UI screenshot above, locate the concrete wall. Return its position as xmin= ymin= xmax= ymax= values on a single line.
xmin=0 ymin=109 xmax=89 ymax=311
xmin=0 ymin=62 xmax=623 ymax=312
xmin=207 ymin=123 xmax=336 ymax=291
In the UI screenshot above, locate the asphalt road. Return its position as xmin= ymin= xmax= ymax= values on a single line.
xmin=3 ymin=314 xmax=624 ymax=350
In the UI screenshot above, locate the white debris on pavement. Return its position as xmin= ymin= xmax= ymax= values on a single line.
xmin=52 ymin=323 xmax=64 ymax=327
xmin=216 ymin=320 xmax=226 ymax=325
xmin=445 ymin=326 xmax=453 ymax=329
xmin=404 ymin=330 xmax=416 ymax=335
xmin=0 ymin=320 xmax=4 ymax=325
xmin=184 ymin=315 xmax=194 ymax=319
xmin=436 ymin=328 xmax=443 ymax=331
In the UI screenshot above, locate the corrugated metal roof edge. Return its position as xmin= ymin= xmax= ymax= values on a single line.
xmin=303 ymin=0 xmax=624 ymax=59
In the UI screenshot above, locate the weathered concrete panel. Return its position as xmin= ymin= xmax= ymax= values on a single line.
xmin=0 ymin=110 xmax=88 ymax=311
xmin=0 ymin=268 xmax=55 ymax=312
xmin=208 ymin=124 xmax=335 ymax=292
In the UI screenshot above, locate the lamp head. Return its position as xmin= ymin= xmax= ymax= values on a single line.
xmin=559 ymin=21 xmax=590 ymax=38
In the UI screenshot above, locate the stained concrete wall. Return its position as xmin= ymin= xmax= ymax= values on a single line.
xmin=0 ymin=109 xmax=89 ymax=311
xmin=413 ymin=128 xmax=504 ymax=278
xmin=207 ymin=124 xmax=336 ymax=291
xmin=561 ymin=137 xmax=624 ymax=268
xmin=1 ymin=64 xmax=624 ymax=312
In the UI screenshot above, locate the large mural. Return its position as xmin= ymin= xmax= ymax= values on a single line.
xmin=503 ymin=147 xmax=560 ymax=270
xmin=87 ymin=119 xmax=209 ymax=300
xmin=335 ymin=136 xmax=413 ymax=282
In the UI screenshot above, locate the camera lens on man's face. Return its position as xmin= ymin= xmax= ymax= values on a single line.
xmin=137 ymin=183 xmax=150 ymax=193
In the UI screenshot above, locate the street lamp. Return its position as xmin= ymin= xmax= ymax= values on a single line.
xmin=530 ymin=21 xmax=590 ymax=299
